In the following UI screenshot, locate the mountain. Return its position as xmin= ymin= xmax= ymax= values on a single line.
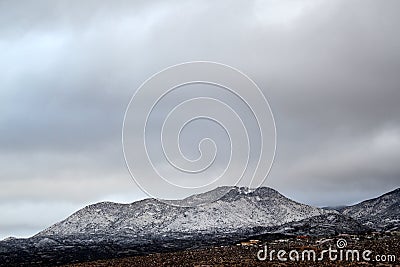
xmin=322 ymin=205 xmax=347 ymax=211
xmin=266 ymin=213 xmax=371 ymax=236
xmin=0 ymin=186 xmax=333 ymax=266
xmin=339 ymin=188 xmax=400 ymax=231
xmin=0 ymin=186 xmax=398 ymax=266
xmin=37 ymin=186 xmax=330 ymax=237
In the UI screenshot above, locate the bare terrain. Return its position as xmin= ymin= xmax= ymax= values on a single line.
xmin=64 ymin=232 xmax=399 ymax=267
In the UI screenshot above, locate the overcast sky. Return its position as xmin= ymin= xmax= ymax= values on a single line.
xmin=1 ymin=0 xmax=399 ymax=239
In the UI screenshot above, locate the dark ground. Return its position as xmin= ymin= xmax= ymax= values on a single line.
xmin=64 ymin=232 xmax=399 ymax=267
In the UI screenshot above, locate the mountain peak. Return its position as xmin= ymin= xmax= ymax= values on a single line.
xmin=3 ymin=186 xmax=397 ymax=266
xmin=218 ymin=186 xmax=282 ymax=202
xmin=162 ymin=186 xmax=282 ymax=206
xmin=35 ymin=186 xmax=330 ymax=238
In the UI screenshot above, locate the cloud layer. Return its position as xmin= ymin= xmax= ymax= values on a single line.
xmin=0 ymin=0 xmax=399 ymax=238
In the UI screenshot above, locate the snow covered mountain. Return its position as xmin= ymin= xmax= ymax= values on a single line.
xmin=37 ymin=186 xmax=330 ymax=237
xmin=1 ymin=186 xmax=398 ymax=266
xmin=266 ymin=213 xmax=371 ymax=236
xmin=339 ymin=188 xmax=400 ymax=231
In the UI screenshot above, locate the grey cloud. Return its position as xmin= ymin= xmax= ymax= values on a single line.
xmin=0 ymin=0 xmax=399 ymax=238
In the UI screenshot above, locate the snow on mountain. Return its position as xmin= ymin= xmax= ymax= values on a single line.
xmin=165 ymin=186 xmax=234 ymax=206
xmin=37 ymin=186 xmax=331 ymax=237
xmin=266 ymin=213 xmax=371 ymax=236
xmin=339 ymin=187 xmax=400 ymax=231
xmin=1 ymin=186 xmax=398 ymax=266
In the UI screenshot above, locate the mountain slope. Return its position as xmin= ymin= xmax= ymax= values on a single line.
xmin=266 ymin=213 xmax=371 ymax=236
xmin=1 ymin=186 xmax=398 ymax=266
xmin=340 ymin=188 xmax=400 ymax=230
xmin=37 ymin=186 xmax=330 ymax=237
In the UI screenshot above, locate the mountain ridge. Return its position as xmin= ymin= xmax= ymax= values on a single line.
xmin=36 ymin=186 xmax=331 ymax=237
xmin=1 ymin=186 xmax=398 ymax=266
xmin=339 ymin=187 xmax=400 ymax=231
